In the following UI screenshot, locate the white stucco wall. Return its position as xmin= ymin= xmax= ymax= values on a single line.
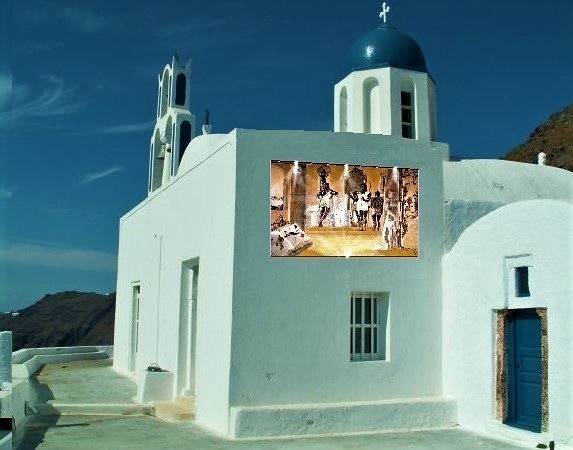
xmin=444 ymin=160 xmax=573 ymax=250
xmin=229 ymin=130 xmax=449 ymax=411
xmin=443 ymin=200 xmax=573 ymax=444
xmin=114 ymin=132 xmax=237 ymax=435
xmin=0 ymin=332 xmax=11 ymax=387
xmin=444 ymin=160 xmax=573 ymax=204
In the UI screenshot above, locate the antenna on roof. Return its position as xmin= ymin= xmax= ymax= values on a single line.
xmin=203 ymin=108 xmax=212 ymax=135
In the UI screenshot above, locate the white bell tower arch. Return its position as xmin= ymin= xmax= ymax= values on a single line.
xmin=149 ymin=54 xmax=197 ymax=193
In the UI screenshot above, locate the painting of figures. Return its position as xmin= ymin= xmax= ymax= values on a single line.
xmin=270 ymin=161 xmax=419 ymax=257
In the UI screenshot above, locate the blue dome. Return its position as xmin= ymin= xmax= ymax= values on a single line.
xmin=346 ymin=25 xmax=428 ymax=74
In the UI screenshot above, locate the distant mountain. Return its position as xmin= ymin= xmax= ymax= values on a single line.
xmin=0 ymin=291 xmax=115 ymax=352
xmin=503 ymin=103 xmax=573 ymax=171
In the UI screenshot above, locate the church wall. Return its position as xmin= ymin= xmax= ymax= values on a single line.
xmin=114 ymin=134 xmax=237 ymax=435
xmin=229 ymin=130 xmax=448 ymax=411
xmin=443 ymin=200 xmax=573 ymax=446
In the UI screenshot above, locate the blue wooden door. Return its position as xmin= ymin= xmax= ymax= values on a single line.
xmin=505 ymin=309 xmax=542 ymax=432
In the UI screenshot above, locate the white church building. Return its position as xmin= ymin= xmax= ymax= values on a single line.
xmin=113 ymin=9 xmax=573 ymax=445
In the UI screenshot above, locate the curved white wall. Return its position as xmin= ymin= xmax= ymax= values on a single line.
xmin=443 ymin=200 xmax=573 ymax=444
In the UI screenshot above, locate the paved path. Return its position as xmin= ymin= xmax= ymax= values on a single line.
xmin=32 ymin=359 xmax=136 ymax=404
xmin=16 ymin=415 xmax=528 ymax=450
xmin=14 ymin=360 xmax=528 ymax=449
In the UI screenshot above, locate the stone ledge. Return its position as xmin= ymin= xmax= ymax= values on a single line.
xmin=230 ymin=396 xmax=457 ymax=439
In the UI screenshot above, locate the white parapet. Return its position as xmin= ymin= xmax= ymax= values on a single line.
xmin=12 ymin=346 xmax=111 ymax=379
xmin=0 ymin=332 xmax=11 ymax=390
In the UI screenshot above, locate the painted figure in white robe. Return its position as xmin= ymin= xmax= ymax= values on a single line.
xmin=380 ymin=189 xmax=400 ymax=250
xmin=317 ymin=182 xmax=338 ymax=227
xmin=354 ymin=182 xmax=371 ymax=231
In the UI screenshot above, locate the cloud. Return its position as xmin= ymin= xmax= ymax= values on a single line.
xmin=14 ymin=41 xmax=64 ymax=55
xmin=0 ymin=187 xmax=15 ymax=199
xmin=0 ymin=71 xmax=11 ymax=111
xmin=1 ymin=74 xmax=87 ymax=126
xmin=96 ymin=120 xmax=154 ymax=135
xmin=156 ymin=18 xmax=231 ymax=38
xmin=0 ymin=242 xmax=117 ymax=272
xmin=59 ymin=5 xmax=106 ymax=33
xmin=154 ymin=17 xmax=267 ymax=48
xmin=71 ymin=119 xmax=154 ymax=136
xmin=77 ymin=167 xmax=124 ymax=185
xmin=16 ymin=3 xmax=108 ymax=34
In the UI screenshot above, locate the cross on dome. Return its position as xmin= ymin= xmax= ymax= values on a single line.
xmin=379 ymin=2 xmax=390 ymax=23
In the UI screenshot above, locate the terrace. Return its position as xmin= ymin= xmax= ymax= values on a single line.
xmin=0 ymin=340 xmax=530 ymax=449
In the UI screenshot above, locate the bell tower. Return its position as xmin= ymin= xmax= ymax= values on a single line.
xmin=334 ymin=5 xmax=437 ymax=142
xmin=149 ymin=54 xmax=196 ymax=193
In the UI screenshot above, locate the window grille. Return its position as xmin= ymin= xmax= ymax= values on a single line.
xmin=350 ymin=292 xmax=388 ymax=361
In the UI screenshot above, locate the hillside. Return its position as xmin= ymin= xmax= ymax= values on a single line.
xmin=503 ymin=103 xmax=573 ymax=171
xmin=0 ymin=291 xmax=115 ymax=351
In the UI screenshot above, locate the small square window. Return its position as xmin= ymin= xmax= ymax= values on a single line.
xmin=350 ymin=292 xmax=389 ymax=361
xmin=515 ymin=266 xmax=530 ymax=297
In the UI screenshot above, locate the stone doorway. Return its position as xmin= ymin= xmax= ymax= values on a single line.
xmin=495 ymin=308 xmax=548 ymax=432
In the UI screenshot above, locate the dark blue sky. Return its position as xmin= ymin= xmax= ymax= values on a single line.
xmin=1 ymin=0 xmax=572 ymax=310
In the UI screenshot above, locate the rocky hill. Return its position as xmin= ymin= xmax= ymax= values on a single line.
xmin=503 ymin=103 xmax=573 ymax=171
xmin=0 ymin=291 xmax=115 ymax=351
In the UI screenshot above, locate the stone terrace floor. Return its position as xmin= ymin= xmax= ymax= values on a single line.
xmin=14 ymin=360 xmax=529 ymax=450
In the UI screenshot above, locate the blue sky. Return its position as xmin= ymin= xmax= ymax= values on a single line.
xmin=1 ymin=0 xmax=572 ymax=311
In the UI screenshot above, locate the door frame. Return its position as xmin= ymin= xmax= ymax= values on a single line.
xmin=177 ymin=258 xmax=199 ymax=397
xmin=495 ymin=308 xmax=548 ymax=432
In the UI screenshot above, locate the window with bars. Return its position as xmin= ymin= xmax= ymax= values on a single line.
xmin=350 ymin=292 xmax=389 ymax=361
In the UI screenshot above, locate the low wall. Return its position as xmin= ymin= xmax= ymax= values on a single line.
xmin=0 ymin=431 xmax=10 ymax=450
xmin=0 ymin=333 xmax=12 ymax=450
xmin=229 ymin=396 xmax=457 ymax=438
xmin=12 ymin=346 xmax=112 ymax=365
xmin=0 ymin=333 xmax=11 ymax=388
xmin=12 ymin=346 xmax=113 ymax=378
